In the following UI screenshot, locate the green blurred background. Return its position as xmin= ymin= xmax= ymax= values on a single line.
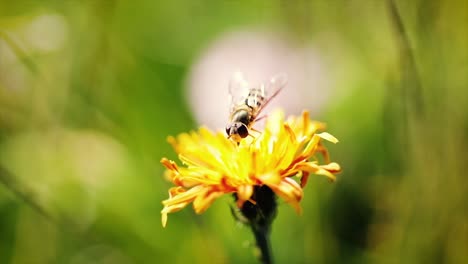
xmin=0 ymin=1 xmax=467 ymax=263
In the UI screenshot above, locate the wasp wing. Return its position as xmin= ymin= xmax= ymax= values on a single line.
xmin=228 ymin=71 xmax=251 ymax=112
xmin=255 ymin=73 xmax=288 ymax=116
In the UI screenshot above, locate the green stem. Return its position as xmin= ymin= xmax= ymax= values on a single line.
xmin=234 ymin=185 xmax=277 ymax=264
xmin=252 ymin=225 xmax=273 ymax=264
xmin=0 ymin=165 xmax=53 ymax=221
xmin=387 ymin=0 xmax=425 ymax=118
xmin=0 ymin=31 xmax=39 ymax=75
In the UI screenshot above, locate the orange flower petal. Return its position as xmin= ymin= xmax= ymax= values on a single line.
xmin=193 ymin=187 xmax=225 ymax=214
xmin=237 ymin=184 xmax=254 ymax=203
xmin=258 ymin=172 xmax=282 ymax=186
xmin=266 ymin=177 xmax=303 ymax=214
xmin=161 ymin=158 xmax=179 ymax=172
xmin=295 ymin=162 xmax=337 ymax=182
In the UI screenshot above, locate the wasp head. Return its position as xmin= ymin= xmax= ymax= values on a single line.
xmin=226 ymin=122 xmax=249 ymax=142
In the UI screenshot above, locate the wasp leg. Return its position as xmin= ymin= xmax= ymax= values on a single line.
xmin=247 ymin=133 xmax=257 ymax=140
xmin=247 ymin=128 xmax=263 ymax=145
xmin=250 ymin=127 xmax=262 ymax=134
xmin=248 ymin=128 xmax=262 ymax=141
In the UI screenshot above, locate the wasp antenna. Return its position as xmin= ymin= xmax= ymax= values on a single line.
xmin=254 ymin=115 xmax=268 ymax=122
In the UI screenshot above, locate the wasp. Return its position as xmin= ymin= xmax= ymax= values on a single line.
xmin=225 ymin=72 xmax=288 ymax=143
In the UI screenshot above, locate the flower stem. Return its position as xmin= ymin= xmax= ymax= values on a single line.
xmin=252 ymin=224 xmax=273 ymax=264
xmin=234 ymin=185 xmax=277 ymax=264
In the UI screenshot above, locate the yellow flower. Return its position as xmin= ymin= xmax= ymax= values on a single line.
xmin=160 ymin=110 xmax=340 ymax=227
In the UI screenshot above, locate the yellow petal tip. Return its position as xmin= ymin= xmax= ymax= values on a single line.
xmin=317 ymin=132 xmax=339 ymax=144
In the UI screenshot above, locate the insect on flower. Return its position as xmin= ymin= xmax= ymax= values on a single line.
xmin=225 ymin=72 xmax=288 ymax=143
